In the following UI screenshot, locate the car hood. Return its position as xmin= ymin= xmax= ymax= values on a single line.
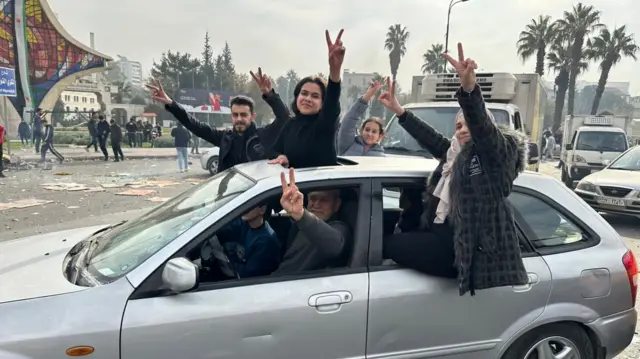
xmin=584 ymin=169 xmax=640 ymax=190
xmin=0 ymin=225 xmax=107 ymax=304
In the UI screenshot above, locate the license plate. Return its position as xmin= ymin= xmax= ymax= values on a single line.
xmin=597 ymin=198 xmax=625 ymax=206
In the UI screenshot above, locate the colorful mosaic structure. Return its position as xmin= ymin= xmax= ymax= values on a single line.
xmin=0 ymin=0 xmax=110 ymax=117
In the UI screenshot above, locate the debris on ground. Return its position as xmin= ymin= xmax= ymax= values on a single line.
xmin=185 ymin=178 xmax=205 ymax=184
xmin=147 ymin=197 xmax=171 ymax=202
xmin=54 ymin=172 xmax=72 ymax=176
xmin=115 ymin=189 xmax=156 ymax=196
xmin=0 ymin=199 xmax=54 ymax=211
xmin=40 ymin=183 xmax=105 ymax=192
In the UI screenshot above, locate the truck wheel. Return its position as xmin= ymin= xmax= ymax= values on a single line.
xmin=562 ymin=167 xmax=573 ymax=188
xmin=502 ymin=323 xmax=594 ymax=359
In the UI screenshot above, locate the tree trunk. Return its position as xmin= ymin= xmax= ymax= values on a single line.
xmin=552 ymin=70 xmax=569 ymax=133
xmin=389 ymin=51 xmax=400 ymax=81
xmin=535 ymin=47 xmax=545 ymax=76
xmin=590 ymin=61 xmax=612 ymax=115
xmin=566 ymin=37 xmax=585 ymax=116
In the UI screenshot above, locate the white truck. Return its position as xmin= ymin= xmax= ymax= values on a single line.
xmin=384 ymin=72 xmax=547 ymax=171
xmin=560 ymin=115 xmax=631 ymax=187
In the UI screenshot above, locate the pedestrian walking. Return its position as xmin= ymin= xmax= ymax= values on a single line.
xmin=543 ymin=131 xmax=556 ymax=162
xmin=18 ymin=119 xmax=30 ymax=146
xmin=85 ymin=114 xmax=99 ymax=152
xmin=96 ymin=115 xmax=110 ymax=161
xmin=191 ymin=135 xmax=200 ymax=154
xmin=0 ymin=122 xmax=6 ymax=178
xmin=125 ymin=117 xmax=137 ymax=147
xmin=171 ymin=123 xmax=191 ymax=172
xmin=136 ymin=119 xmax=144 ymax=147
xmin=40 ymin=118 xmax=64 ymax=167
xmin=110 ymin=120 xmax=124 ymax=162
xmin=32 ymin=108 xmax=44 ymax=153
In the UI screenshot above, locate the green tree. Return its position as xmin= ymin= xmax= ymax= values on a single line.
xmin=150 ymin=51 xmax=201 ymax=96
xmin=421 ymin=43 xmax=445 ymax=74
xmin=575 ymin=85 xmax=634 ymax=116
xmin=585 ymin=25 xmax=638 ymax=115
xmin=51 ymin=99 xmax=65 ymax=125
xmin=547 ymin=38 xmax=588 ymax=131
xmin=556 ymin=3 xmax=603 ymax=115
xmin=516 ymin=15 xmax=557 ymax=76
xmin=112 ymin=81 xmax=132 ymax=104
xmin=234 ymin=73 xmax=250 ymax=93
xmin=201 ymin=32 xmax=216 ymax=90
xmin=384 ymin=24 xmax=409 ymax=81
xmin=214 ymin=42 xmax=236 ymax=92
xmin=130 ymin=95 xmax=147 ymax=105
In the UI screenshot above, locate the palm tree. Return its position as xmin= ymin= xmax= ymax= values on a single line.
xmin=421 ymin=44 xmax=445 ymax=74
xmin=547 ymin=38 xmax=589 ymax=132
xmin=556 ymin=3 xmax=603 ymax=115
xmin=384 ymin=24 xmax=409 ymax=81
xmin=585 ymin=25 xmax=638 ymax=115
xmin=516 ymin=15 xmax=557 ymax=76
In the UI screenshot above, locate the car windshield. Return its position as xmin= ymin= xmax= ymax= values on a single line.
xmin=381 ymin=107 xmax=510 ymax=157
xmin=609 ymin=146 xmax=640 ymax=171
xmin=576 ymin=131 xmax=628 ymax=152
xmin=85 ymin=170 xmax=255 ymax=283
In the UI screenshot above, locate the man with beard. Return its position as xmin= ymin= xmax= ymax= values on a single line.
xmin=147 ymin=77 xmax=289 ymax=172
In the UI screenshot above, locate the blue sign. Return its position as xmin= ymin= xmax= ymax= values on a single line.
xmin=0 ymin=67 xmax=16 ymax=97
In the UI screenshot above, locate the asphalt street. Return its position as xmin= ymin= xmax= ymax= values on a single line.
xmin=0 ymin=158 xmax=638 ymax=357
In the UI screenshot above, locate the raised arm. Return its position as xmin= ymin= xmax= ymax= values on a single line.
xmin=320 ymin=29 xmax=346 ymax=129
xmin=337 ymin=81 xmax=383 ymax=154
xmin=147 ymin=80 xmax=224 ymax=146
xmin=250 ymin=68 xmax=290 ymax=142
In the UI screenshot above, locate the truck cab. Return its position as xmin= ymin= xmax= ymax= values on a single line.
xmin=561 ymin=115 xmax=630 ymax=187
xmin=382 ymin=72 xmax=542 ymax=171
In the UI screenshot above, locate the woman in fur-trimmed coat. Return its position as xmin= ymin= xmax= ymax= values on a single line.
xmin=378 ymin=44 xmax=529 ymax=296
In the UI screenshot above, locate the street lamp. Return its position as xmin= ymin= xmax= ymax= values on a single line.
xmin=443 ymin=0 xmax=469 ymax=70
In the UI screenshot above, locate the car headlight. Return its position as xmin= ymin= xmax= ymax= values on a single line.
xmin=572 ymin=154 xmax=587 ymax=163
xmin=576 ymin=181 xmax=597 ymax=192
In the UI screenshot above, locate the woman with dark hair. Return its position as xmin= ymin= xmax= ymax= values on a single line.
xmin=268 ymin=29 xmax=345 ymax=169
xmin=379 ymin=43 xmax=529 ymax=296
xmin=337 ymin=80 xmax=386 ymax=157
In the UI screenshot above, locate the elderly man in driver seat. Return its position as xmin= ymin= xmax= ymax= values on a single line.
xmin=274 ymin=168 xmax=350 ymax=274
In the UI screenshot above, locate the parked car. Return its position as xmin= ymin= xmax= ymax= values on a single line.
xmin=575 ymin=145 xmax=640 ymax=218
xmin=199 ymin=146 xmax=220 ymax=175
xmin=0 ymin=157 xmax=636 ymax=359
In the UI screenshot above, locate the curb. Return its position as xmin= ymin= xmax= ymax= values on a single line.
xmin=11 ymin=154 xmax=202 ymax=167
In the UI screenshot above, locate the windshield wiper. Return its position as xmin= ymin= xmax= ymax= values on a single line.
xmin=384 ymin=146 xmax=433 ymax=158
xmin=82 ymin=220 xmax=128 ymax=266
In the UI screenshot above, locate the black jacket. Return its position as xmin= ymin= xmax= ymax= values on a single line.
xmin=87 ymin=119 xmax=97 ymax=136
xmin=272 ymin=79 xmax=341 ymax=168
xmin=96 ymin=120 xmax=110 ymax=137
xmin=125 ymin=121 xmax=137 ymax=133
xmin=164 ymin=90 xmax=289 ymax=172
xmin=171 ymin=126 xmax=191 ymax=147
xmin=43 ymin=125 xmax=54 ymax=144
xmin=398 ymin=85 xmax=528 ymax=296
xmin=18 ymin=122 xmax=29 ymax=136
xmin=110 ymin=124 xmax=123 ymax=143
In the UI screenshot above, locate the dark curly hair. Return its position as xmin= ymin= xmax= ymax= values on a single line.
xmin=291 ymin=76 xmax=327 ymax=116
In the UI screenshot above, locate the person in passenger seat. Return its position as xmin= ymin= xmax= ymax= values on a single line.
xmin=274 ymin=168 xmax=350 ymax=274
xmin=216 ymin=204 xmax=281 ymax=278
xmin=378 ymin=43 xmax=528 ymax=296
xmin=394 ymin=188 xmax=424 ymax=234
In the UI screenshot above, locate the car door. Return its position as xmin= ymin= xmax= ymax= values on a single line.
xmin=366 ymin=179 xmax=552 ymax=359
xmin=120 ymin=178 xmax=372 ymax=359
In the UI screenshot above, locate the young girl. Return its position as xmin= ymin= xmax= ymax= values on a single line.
xmin=337 ymin=81 xmax=385 ymax=157
xmin=269 ymin=29 xmax=346 ymax=169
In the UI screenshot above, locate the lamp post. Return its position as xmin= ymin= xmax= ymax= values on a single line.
xmin=443 ymin=0 xmax=469 ymax=71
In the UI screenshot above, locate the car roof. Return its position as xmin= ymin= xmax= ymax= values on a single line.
xmin=234 ymin=156 xmax=554 ymax=191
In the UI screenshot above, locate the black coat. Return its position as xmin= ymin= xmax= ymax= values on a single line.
xmin=398 ymin=85 xmax=528 ymax=296
xmin=110 ymin=124 xmax=123 ymax=143
xmin=164 ymin=90 xmax=289 ymax=172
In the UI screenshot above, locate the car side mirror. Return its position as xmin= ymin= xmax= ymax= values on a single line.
xmin=162 ymin=257 xmax=199 ymax=293
xmin=565 ymin=144 xmax=573 ymax=150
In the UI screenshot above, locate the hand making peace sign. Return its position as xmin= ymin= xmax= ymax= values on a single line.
xmin=326 ymin=29 xmax=345 ymax=73
xmin=280 ymin=167 xmax=304 ymax=220
xmin=443 ymin=42 xmax=478 ymax=93
xmin=250 ymin=67 xmax=273 ymax=94
xmin=362 ymin=80 xmax=384 ymax=102
xmin=378 ymin=77 xmax=404 ymax=116
xmin=146 ymin=79 xmax=172 ymax=105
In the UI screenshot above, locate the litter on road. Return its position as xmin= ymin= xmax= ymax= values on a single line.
xmin=147 ymin=197 xmax=171 ymax=202
xmin=0 ymin=199 xmax=53 ymax=211
xmin=40 ymin=183 xmax=105 ymax=193
xmin=115 ymin=189 xmax=156 ymax=197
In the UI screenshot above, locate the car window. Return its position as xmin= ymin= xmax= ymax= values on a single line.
xmin=509 ymin=192 xmax=585 ymax=248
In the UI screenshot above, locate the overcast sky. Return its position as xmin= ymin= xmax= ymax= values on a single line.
xmin=48 ymin=0 xmax=639 ymax=95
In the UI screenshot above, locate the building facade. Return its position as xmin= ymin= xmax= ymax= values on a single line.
xmin=112 ymin=55 xmax=143 ymax=88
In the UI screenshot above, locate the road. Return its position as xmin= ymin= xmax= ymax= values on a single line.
xmin=0 ymin=159 xmax=638 ymax=357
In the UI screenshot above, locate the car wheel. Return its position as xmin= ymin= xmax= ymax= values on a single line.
xmin=502 ymin=323 xmax=594 ymax=359
xmin=562 ymin=166 xmax=573 ymax=188
xmin=207 ymin=156 xmax=219 ymax=176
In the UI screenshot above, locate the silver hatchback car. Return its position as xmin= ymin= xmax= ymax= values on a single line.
xmin=0 ymin=157 xmax=636 ymax=359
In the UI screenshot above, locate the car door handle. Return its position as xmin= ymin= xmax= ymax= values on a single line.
xmin=308 ymin=291 xmax=353 ymax=312
xmin=512 ymin=273 xmax=539 ymax=292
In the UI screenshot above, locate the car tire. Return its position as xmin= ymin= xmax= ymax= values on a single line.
xmin=562 ymin=166 xmax=573 ymax=188
xmin=207 ymin=156 xmax=219 ymax=176
xmin=502 ymin=323 xmax=594 ymax=359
